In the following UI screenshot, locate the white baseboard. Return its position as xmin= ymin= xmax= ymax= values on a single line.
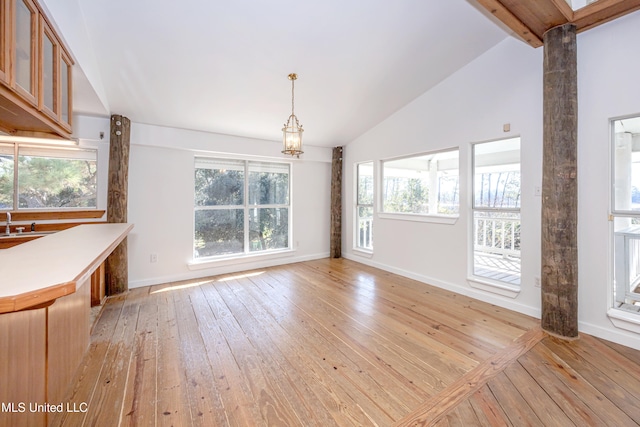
xmin=578 ymin=319 xmax=640 ymax=351
xmin=344 ymin=253 xmax=640 ymax=350
xmin=343 ymin=253 xmax=541 ymax=318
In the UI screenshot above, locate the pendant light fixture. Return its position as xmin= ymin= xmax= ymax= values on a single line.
xmin=282 ymin=73 xmax=304 ymax=157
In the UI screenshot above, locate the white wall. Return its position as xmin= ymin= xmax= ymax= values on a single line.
xmin=40 ymin=0 xmax=110 ymax=115
xmin=74 ymin=116 xmax=332 ymax=288
xmin=343 ymin=11 xmax=640 ymax=350
xmin=128 ymin=124 xmax=332 ymax=287
xmin=576 ymin=11 xmax=640 ymax=347
xmin=344 ymin=36 xmax=543 ymax=313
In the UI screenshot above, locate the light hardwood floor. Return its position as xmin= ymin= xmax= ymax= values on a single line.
xmin=50 ymin=259 xmax=640 ymax=426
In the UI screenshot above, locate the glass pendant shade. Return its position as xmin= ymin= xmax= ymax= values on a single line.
xmin=282 ymin=73 xmax=304 ymax=157
xmin=282 ymin=114 xmax=303 ymax=156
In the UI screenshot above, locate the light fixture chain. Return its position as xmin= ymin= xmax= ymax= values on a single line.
xmin=291 ymin=77 xmax=295 ymax=115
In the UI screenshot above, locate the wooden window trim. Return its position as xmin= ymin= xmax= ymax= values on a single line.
xmin=1 ymin=210 xmax=106 ymax=222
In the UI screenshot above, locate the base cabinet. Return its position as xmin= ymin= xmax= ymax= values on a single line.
xmin=0 ymin=306 xmax=46 ymax=427
xmin=0 ymin=276 xmax=90 ymax=427
xmin=0 ymin=224 xmax=131 ymax=426
xmin=91 ymin=262 xmax=105 ymax=306
xmin=47 ymin=275 xmax=90 ymax=405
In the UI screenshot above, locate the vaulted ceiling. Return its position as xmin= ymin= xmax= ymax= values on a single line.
xmin=41 ymin=0 xmax=640 ymax=147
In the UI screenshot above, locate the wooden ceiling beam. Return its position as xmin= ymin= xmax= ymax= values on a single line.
xmin=475 ymin=0 xmax=640 ymax=48
xmin=476 ymin=0 xmax=543 ymax=47
xmin=573 ymin=0 xmax=640 ymax=32
xmin=498 ymin=1 xmax=563 ymax=39
xmin=549 ymin=0 xmax=576 ymax=21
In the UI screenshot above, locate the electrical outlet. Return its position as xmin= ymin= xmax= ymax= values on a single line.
xmin=534 ymin=277 xmax=541 ymax=288
xmin=150 ymin=253 xmax=158 ymax=263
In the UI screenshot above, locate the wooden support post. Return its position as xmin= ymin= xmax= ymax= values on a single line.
xmin=330 ymin=146 xmax=343 ymax=258
xmin=541 ymin=24 xmax=578 ymax=339
xmin=105 ymin=115 xmax=131 ymax=296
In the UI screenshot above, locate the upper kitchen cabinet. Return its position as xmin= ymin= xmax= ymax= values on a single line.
xmin=40 ymin=17 xmax=56 ymax=117
xmin=0 ymin=0 xmax=74 ymax=139
xmin=13 ymin=0 xmax=38 ymax=105
xmin=59 ymin=49 xmax=71 ymax=128
xmin=40 ymin=15 xmax=72 ymax=131
xmin=0 ymin=0 xmax=8 ymax=83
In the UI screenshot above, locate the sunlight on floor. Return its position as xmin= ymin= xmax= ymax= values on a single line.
xmin=151 ymin=280 xmax=213 ymax=294
xmin=216 ymin=271 xmax=265 ymax=282
xmin=150 ymin=271 xmax=265 ymax=294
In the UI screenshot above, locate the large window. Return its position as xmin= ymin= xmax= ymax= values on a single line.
xmin=356 ymin=162 xmax=373 ymax=251
xmin=381 ymin=149 xmax=459 ymax=217
xmin=194 ymin=157 xmax=290 ymax=259
xmin=472 ymin=137 xmax=521 ymax=286
xmin=0 ymin=143 xmax=14 ymax=210
xmin=0 ymin=142 xmax=97 ymax=210
xmin=611 ymin=116 xmax=640 ymax=313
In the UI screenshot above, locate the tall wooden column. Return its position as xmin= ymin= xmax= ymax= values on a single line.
xmin=541 ymin=24 xmax=578 ymax=339
xmin=330 ymin=146 xmax=343 ymax=258
xmin=105 ymin=115 xmax=131 ymax=295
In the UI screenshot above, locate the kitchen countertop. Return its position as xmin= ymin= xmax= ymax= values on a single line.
xmin=0 ymin=223 xmax=133 ymax=313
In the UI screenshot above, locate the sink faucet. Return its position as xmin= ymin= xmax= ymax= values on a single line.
xmin=5 ymin=212 xmax=10 ymax=235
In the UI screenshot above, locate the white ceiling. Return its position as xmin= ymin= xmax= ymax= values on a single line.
xmin=60 ymin=0 xmax=511 ymax=147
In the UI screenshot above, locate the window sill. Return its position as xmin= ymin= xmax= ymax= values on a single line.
xmin=467 ymin=276 xmax=521 ymax=298
xmin=378 ymin=212 xmax=458 ymax=225
xmin=188 ymin=248 xmax=296 ymax=271
xmin=352 ymin=247 xmax=373 ymax=258
xmin=608 ymin=307 xmax=640 ymax=334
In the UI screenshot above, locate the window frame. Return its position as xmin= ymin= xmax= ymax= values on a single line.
xmin=0 ymin=141 xmax=98 ymax=211
xmin=193 ymin=156 xmax=292 ymax=261
xmin=355 ymin=161 xmax=374 ymax=253
xmin=379 ymin=147 xmax=460 ymax=224
xmin=469 ymin=137 xmax=522 ymax=295
xmin=609 ymin=114 xmax=640 ymax=329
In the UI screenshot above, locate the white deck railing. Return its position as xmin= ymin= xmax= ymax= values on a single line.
xmin=357 ymin=217 xmax=373 ymax=250
xmin=474 ymin=216 xmax=520 ymax=257
xmin=614 ymin=227 xmax=640 ymax=303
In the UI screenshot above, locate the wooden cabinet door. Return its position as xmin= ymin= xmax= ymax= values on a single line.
xmin=39 ymin=16 xmax=57 ymax=120
xmin=47 ymin=275 xmax=91 ymax=405
xmin=59 ymin=48 xmax=72 ymax=130
xmin=37 ymin=13 xmax=72 ymax=131
xmin=12 ymin=0 xmax=38 ymax=105
xmin=0 ymin=307 xmax=47 ymax=427
xmin=0 ymin=0 xmax=8 ymax=84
